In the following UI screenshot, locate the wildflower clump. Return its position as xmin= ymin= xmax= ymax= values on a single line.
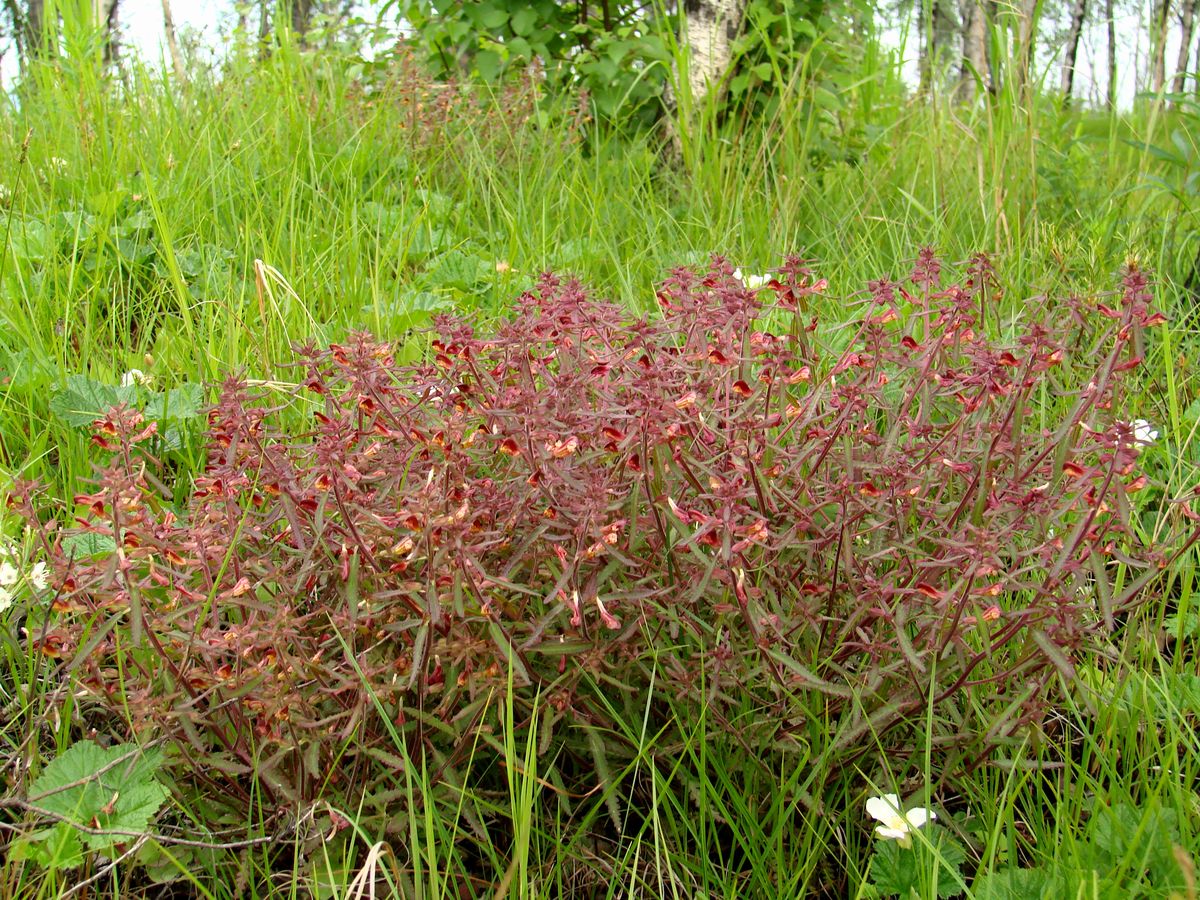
xmin=14 ymin=255 xmax=1193 ymax=832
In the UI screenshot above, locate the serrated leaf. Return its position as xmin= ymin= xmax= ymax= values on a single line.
xmin=584 ymin=725 xmax=621 ymax=833
xmin=9 ymin=822 xmax=84 ymax=870
xmin=83 ymin=780 xmax=169 ymax=852
xmin=28 ymin=741 xmax=168 ymax=853
xmin=49 ymin=376 xmax=136 ymax=427
xmin=869 ymin=839 xmax=921 ymax=897
xmin=143 ymin=383 xmax=204 ymax=421
xmin=972 ymin=866 xmax=1060 ymax=899
xmin=869 ymin=830 xmax=966 ymax=899
xmin=425 ymin=249 xmax=492 ymax=292
xmin=406 ymin=225 xmax=454 ymax=263
xmin=9 ymin=218 xmax=57 ymax=262
xmin=1089 ymin=803 xmax=1142 ymax=857
xmin=61 ymin=532 xmax=117 ymax=559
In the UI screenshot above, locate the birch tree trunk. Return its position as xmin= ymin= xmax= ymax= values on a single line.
xmin=958 ymin=0 xmax=989 ymax=99
xmin=96 ymin=0 xmax=119 ymax=65
xmin=4 ymin=0 xmax=27 ymax=60
xmin=681 ymin=0 xmax=745 ymax=107
xmin=1106 ymin=0 xmax=1117 ymax=106
xmin=1174 ymin=0 xmax=1199 ymax=93
xmin=161 ymin=0 xmax=186 ymax=80
xmin=1060 ymin=0 xmax=1088 ymax=100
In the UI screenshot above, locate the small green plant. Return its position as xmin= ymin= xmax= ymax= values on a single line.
xmin=972 ymin=801 xmax=1188 ymax=898
xmin=8 ymin=740 xmax=169 ymax=873
xmin=49 ymin=372 xmax=204 ymax=450
xmin=867 ymin=833 xmax=968 ymax=899
xmin=398 ymin=0 xmax=672 ymax=124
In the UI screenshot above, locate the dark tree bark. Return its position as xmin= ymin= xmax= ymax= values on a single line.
xmin=1060 ymin=0 xmax=1088 ymax=100
xmin=22 ymin=0 xmax=44 ymax=57
xmin=919 ymin=0 xmax=956 ymax=92
xmin=290 ymin=0 xmax=313 ymax=38
xmin=1151 ymin=0 xmax=1173 ymax=92
xmin=1174 ymin=0 xmax=1199 ymax=93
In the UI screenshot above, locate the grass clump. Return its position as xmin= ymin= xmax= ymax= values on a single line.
xmin=4 ymin=253 xmax=1194 ymax=894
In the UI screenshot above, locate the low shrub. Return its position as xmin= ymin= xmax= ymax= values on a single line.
xmin=10 ymin=254 xmax=1194 ymax=862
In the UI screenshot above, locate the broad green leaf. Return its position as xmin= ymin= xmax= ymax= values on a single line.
xmin=49 ymin=376 xmax=137 ymax=427
xmin=8 ymin=218 xmax=56 ymax=262
xmin=143 ymin=383 xmax=204 ymax=422
xmin=510 ymin=7 xmax=537 ymax=36
xmin=28 ymin=741 xmax=169 ymax=853
xmin=61 ymin=532 xmax=117 ymax=559
xmin=8 ymin=822 xmax=84 ymax=871
xmin=477 ymin=5 xmax=508 ymax=29
xmin=972 ymin=867 xmax=1060 ymax=899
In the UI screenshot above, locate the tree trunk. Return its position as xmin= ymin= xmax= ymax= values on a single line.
xmin=3 ymin=0 xmax=26 ymax=60
xmin=919 ymin=0 xmax=941 ymax=93
xmin=1106 ymin=0 xmax=1117 ymax=106
xmin=161 ymin=0 xmax=186 ymax=80
xmin=1151 ymin=0 xmax=1173 ymax=92
xmin=97 ymin=0 xmax=120 ymax=65
xmin=23 ymin=0 xmax=45 ymax=57
xmin=958 ymin=0 xmax=989 ymax=99
xmin=290 ymin=0 xmax=312 ymax=39
xmin=1060 ymin=0 xmax=1088 ymax=100
xmin=681 ymin=0 xmax=745 ymax=107
xmin=1015 ymin=0 xmax=1039 ymax=96
xmin=1175 ymin=0 xmax=1199 ymax=93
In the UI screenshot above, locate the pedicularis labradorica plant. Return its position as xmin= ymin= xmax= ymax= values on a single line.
xmin=10 ymin=254 xmax=1195 ymax=840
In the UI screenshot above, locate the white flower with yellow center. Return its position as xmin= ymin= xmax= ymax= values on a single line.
xmin=866 ymin=794 xmax=936 ymax=849
xmin=29 ymin=561 xmax=50 ymax=592
xmin=733 ymin=268 xmax=771 ymax=290
xmin=1132 ymin=419 xmax=1158 ymax=447
xmin=120 ymin=369 xmax=153 ymax=388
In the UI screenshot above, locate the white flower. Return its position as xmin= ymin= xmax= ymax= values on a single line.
xmin=120 ymin=369 xmax=152 ymax=388
xmin=0 ymin=585 xmax=11 ymax=615
xmin=1132 ymin=419 xmax=1158 ymax=447
xmin=866 ymin=794 xmax=936 ymax=849
xmin=0 ymin=183 xmax=10 ymax=206
xmin=0 ymin=561 xmax=17 ymax=587
xmin=733 ymin=268 xmax=771 ymax=290
xmin=48 ymin=157 xmax=67 ymax=174
xmin=28 ymin=561 xmax=49 ymax=592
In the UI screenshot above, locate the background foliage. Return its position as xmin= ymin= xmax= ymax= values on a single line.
xmin=0 ymin=0 xmax=1199 ymax=895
